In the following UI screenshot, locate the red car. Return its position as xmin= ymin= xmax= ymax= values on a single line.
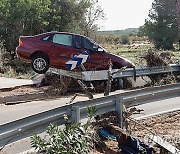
xmin=16 ymin=32 xmax=135 ymax=74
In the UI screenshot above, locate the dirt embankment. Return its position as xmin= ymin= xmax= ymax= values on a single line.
xmin=93 ymin=111 xmax=180 ymax=154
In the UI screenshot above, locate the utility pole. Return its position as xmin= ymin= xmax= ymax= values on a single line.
xmin=176 ymin=0 xmax=180 ymax=49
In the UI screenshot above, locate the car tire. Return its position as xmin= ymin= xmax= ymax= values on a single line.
xmin=112 ymin=62 xmax=123 ymax=69
xmin=31 ymin=55 xmax=49 ymax=74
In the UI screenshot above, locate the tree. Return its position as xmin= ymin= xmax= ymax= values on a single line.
xmin=0 ymin=0 xmax=51 ymax=58
xmin=46 ymin=0 xmax=90 ymax=33
xmin=176 ymin=0 xmax=180 ymax=48
xmin=140 ymin=0 xmax=178 ymax=50
xmin=81 ymin=0 xmax=105 ymax=38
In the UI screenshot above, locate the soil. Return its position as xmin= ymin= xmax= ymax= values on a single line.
xmin=93 ymin=111 xmax=180 ymax=154
xmin=0 ymin=85 xmax=63 ymax=105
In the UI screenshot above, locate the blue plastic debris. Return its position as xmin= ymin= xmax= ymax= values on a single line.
xmin=120 ymin=136 xmax=153 ymax=154
xmin=97 ymin=128 xmax=117 ymax=141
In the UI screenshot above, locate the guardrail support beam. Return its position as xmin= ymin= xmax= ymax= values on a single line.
xmin=115 ymin=97 xmax=123 ymax=128
xmin=71 ymin=106 xmax=80 ymax=123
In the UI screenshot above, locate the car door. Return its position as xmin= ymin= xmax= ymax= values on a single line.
xmin=47 ymin=33 xmax=81 ymax=69
xmin=81 ymin=37 xmax=109 ymax=70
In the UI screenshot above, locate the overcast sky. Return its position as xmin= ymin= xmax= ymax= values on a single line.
xmin=97 ymin=0 xmax=153 ymax=30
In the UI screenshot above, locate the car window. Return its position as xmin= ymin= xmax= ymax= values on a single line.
xmin=73 ymin=35 xmax=82 ymax=49
xmin=83 ymin=37 xmax=98 ymax=51
xmin=43 ymin=36 xmax=50 ymax=41
xmin=52 ymin=34 xmax=72 ymax=46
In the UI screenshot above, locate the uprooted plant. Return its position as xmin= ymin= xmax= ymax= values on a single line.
xmin=31 ymin=107 xmax=98 ymax=154
xmin=143 ymin=48 xmax=178 ymax=85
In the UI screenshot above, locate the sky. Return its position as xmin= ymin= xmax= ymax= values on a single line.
xmin=97 ymin=0 xmax=153 ymax=31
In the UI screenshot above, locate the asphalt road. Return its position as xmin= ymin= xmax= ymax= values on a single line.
xmin=0 ymin=95 xmax=89 ymax=125
xmin=0 ymin=77 xmax=34 ymax=89
xmin=132 ymin=96 xmax=180 ymax=119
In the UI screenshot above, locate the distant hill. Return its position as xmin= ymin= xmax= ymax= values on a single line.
xmin=98 ymin=28 xmax=139 ymax=35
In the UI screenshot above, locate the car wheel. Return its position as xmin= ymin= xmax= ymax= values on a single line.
xmin=31 ymin=55 xmax=49 ymax=74
xmin=112 ymin=62 xmax=123 ymax=69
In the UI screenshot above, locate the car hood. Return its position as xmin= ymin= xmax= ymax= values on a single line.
xmin=103 ymin=52 xmax=135 ymax=68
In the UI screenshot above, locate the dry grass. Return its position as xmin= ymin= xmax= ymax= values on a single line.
xmin=104 ymin=43 xmax=180 ymax=66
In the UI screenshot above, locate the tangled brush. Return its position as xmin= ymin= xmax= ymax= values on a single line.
xmin=144 ymin=48 xmax=172 ymax=67
xmin=44 ymin=74 xmax=81 ymax=96
xmin=143 ymin=48 xmax=177 ymax=85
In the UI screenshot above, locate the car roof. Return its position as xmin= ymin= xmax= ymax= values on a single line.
xmin=34 ymin=31 xmax=84 ymax=38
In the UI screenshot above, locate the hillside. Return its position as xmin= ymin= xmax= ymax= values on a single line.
xmin=98 ymin=28 xmax=139 ymax=35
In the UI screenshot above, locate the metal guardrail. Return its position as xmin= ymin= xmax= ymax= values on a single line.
xmin=0 ymin=83 xmax=180 ymax=147
xmin=82 ymin=64 xmax=180 ymax=81
xmin=47 ymin=67 xmax=83 ymax=79
xmin=47 ymin=64 xmax=180 ymax=81
xmin=0 ymin=96 xmax=124 ymax=147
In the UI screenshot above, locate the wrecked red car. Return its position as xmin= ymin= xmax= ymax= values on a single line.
xmin=16 ymin=32 xmax=135 ymax=74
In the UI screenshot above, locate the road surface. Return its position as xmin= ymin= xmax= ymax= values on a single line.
xmin=0 ymin=77 xmax=34 ymax=89
xmin=132 ymin=96 xmax=180 ymax=119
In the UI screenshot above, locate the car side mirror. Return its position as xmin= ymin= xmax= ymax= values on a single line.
xmin=98 ymin=47 xmax=104 ymax=52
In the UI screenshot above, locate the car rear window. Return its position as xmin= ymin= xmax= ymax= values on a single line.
xmin=43 ymin=36 xmax=50 ymax=41
xmin=52 ymin=34 xmax=72 ymax=46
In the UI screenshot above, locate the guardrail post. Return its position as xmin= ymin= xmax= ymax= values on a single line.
xmin=118 ymin=78 xmax=124 ymax=89
xmin=71 ymin=106 xmax=80 ymax=123
xmin=115 ymin=96 xmax=123 ymax=128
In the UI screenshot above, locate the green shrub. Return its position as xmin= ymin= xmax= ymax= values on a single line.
xmin=0 ymin=41 xmax=33 ymax=78
xmin=121 ymin=35 xmax=130 ymax=45
xmin=0 ymin=52 xmax=12 ymax=65
xmin=0 ymin=41 xmax=6 ymax=53
xmin=31 ymin=107 xmax=97 ymax=154
xmin=0 ymin=41 xmax=9 ymax=65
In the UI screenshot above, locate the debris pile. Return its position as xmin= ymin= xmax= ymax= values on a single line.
xmin=144 ymin=48 xmax=171 ymax=67
xmin=143 ymin=48 xmax=178 ymax=85
xmin=35 ymin=74 xmax=81 ymax=96
xmin=98 ymin=125 xmax=153 ymax=154
xmin=93 ymin=109 xmax=180 ymax=154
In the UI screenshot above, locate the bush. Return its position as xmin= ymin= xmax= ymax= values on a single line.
xmin=0 ymin=41 xmax=6 ymax=53
xmin=0 ymin=40 xmax=33 ymax=78
xmin=121 ymin=35 xmax=130 ymax=45
xmin=31 ymin=107 xmax=97 ymax=154
xmin=0 ymin=41 xmax=9 ymax=65
xmin=0 ymin=52 xmax=12 ymax=65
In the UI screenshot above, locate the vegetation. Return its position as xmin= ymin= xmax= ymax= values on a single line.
xmin=98 ymin=28 xmax=139 ymax=36
xmin=175 ymin=0 xmax=180 ymax=46
xmin=31 ymin=107 xmax=97 ymax=154
xmin=139 ymin=0 xmax=178 ymax=50
xmin=110 ymin=44 xmax=180 ymax=66
xmin=0 ymin=40 xmax=33 ymax=78
xmin=121 ymin=35 xmax=130 ymax=45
